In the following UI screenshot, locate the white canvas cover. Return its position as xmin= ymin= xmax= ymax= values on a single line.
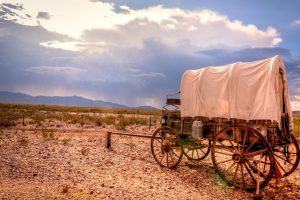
xmin=180 ymin=55 xmax=293 ymax=130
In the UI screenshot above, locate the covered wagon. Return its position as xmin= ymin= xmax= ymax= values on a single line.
xmin=151 ymin=55 xmax=299 ymax=191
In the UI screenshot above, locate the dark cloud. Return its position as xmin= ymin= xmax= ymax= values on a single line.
xmin=2 ymin=3 xmax=24 ymax=11
xmin=36 ymin=11 xmax=51 ymax=20
xmin=0 ymin=3 xmax=29 ymax=21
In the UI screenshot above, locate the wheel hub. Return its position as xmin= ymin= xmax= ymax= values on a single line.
xmin=232 ymin=153 xmax=245 ymax=164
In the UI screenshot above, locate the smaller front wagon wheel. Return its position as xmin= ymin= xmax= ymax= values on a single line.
xmin=151 ymin=127 xmax=183 ymax=168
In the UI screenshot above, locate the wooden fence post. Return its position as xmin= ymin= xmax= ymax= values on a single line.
xmin=105 ymin=132 xmax=112 ymax=148
xmin=149 ymin=116 xmax=152 ymax=130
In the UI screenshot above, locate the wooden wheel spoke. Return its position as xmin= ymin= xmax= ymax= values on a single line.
xmin=172 ymin=150 xmax=180 ymax=159
xmin=232 ymin=164 xmax=240 ymax=184
xmin=158 ymin=153 xmax=166 ymax=165
xmin=274 ymin=154 xmax=294 ymax=164
xmin=246 ymin=160 xmax=267 ymax=178
xmin=223 ymin=133 xmax=238 ymax=152
xmin=244 ymin=163 xmax=256 ymax=184
xmin=247 ymin=158 xmax=270 ymax=166
xmin=233 ymin=128 xmax=240 ymax=151
xmin=242 ymin=129 xmax=248 ymax=151
xmin=240 ymin=164 xmax=246 ymax=188
xmin=245 ymin=148 xmax=268 ymax=157
xmin=245 ymin=137 xmax=259 ymax=153
xmin=225 ymin=162 xmax=236 ymax=174
xmin=275 ymin=160 xmax=288 ymax=173
xmin=154 ymin=149 xmax=164 ymax=156
xmin=155 ymin=138 xmax=163 ymax=144
xmin=263 ymin=155 xmax=267 ymax=172
xmin=216 ymin=158 xmax=233 ymax=165
xmin=196 ymin=149 xmax=200 ymax=158
xmin=153 ymin=144 xmax=162 ymax=148
xmin=217 ymin=140 xmax=235 ymax=153
xmin=214 ymin=151 xmax=233 ymax=156
xmin=166 ymin=151 xmax=169 ymax=167
xmin=199 ymin=147 xmax=205 ymax=154
xmin=191 ymin=149 xmax=194 ymax=158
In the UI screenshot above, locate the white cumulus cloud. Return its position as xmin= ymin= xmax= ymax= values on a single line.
xmin=3 ymin=1 xmax=282 ymax=51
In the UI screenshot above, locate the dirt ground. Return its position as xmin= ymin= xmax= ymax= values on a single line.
xmin=0 ymin=125 xmax=300 ymax=200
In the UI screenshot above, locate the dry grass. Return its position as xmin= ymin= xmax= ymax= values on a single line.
xmin=0 ymin=103 xmax=159 ymax=129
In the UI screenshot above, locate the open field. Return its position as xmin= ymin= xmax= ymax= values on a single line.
xmin=0 ymin=103 xmax=300 ymax=199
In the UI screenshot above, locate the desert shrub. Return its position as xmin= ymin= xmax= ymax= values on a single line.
xmin=115 ymin=115 xmax=149 ymax=130
xmin=102 ymin=115 xmax=115 ymax=125
xmin=62 ymin=113 xmax=82 ymax=124
xmin=82 ymin=114 xmax=99 ymax=126
xmin=116 ymin=115 xmax=130 ymax=130
xmin=131 ymin=116 xmax=148 ymax=125
xmin=0 ymin=108 xmax=21 ymax=127
xmin=0 ymin=113 xmax=17 ymax=127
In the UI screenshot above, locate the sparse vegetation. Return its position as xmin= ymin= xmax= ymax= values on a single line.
xmin=116 ymin=115 xmax=148 ymax=130
xmin=0 ymin=103 xmax=159 ymax=128
xmin=0 ymin=103 xmax=160 ymax=116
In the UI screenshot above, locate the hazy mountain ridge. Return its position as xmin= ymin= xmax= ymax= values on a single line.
xmin=0 ymin=91 xmax=158 ymax=110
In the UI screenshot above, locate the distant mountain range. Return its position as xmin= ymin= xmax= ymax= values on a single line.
xmin=0 ymin=91 xmax=158 ymax=110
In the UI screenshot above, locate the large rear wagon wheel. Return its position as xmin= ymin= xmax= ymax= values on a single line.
xmin=211 ymin=125 xmax=275 ymax=191
xmin=151 ymin=127 xmax=183 ymax=168
xmin=274 ymin=134 xmax=300 ymax=177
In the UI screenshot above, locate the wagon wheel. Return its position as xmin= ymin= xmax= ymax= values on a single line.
xmin=151 ymin=127 xmax=183 ymax=168
xmin=274 ymin=134 xmax=300 ymax=177
xmin=211 ymin=125 xmax=275 ymax=191
xmin=181 ymin=137 xmax=211 ymax=160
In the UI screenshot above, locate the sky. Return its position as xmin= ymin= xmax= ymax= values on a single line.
xmin=0 ymin=0 xmax=300 ymax=109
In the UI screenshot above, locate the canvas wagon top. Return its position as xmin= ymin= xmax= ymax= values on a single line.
xmin=180 ymin=55 xmax=293 ymax=130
